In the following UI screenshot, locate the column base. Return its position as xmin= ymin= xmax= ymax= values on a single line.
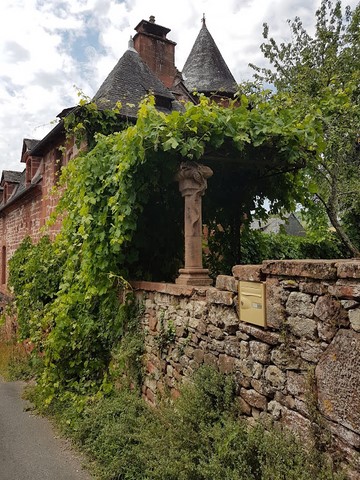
xmin=175 ymin=268 xmax=213 ymax=286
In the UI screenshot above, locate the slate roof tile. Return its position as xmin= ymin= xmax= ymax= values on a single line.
xmin=182 ymin=21 xmax=237 ymax=95
xmin=93 ymin=45 xmax=175 ymax=117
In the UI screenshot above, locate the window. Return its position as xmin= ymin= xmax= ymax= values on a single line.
xmin=1 ymin=246 xmax=6 ymax=284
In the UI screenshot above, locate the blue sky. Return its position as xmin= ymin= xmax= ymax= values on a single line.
xmin=0 ymin=0 xmax=358 ymax=172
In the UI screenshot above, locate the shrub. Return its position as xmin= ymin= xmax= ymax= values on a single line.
xmin=30 ymin=366 xmax=343 ymax=480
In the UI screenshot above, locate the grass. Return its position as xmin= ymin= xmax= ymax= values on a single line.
xmin=0 ymin=321 xmax=37 ymax=381
xmin=25 ymin=366 xmax=345 ymax=480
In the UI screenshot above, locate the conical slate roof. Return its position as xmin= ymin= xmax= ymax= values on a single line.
xmin=182 ymin=21 xmax=237 ymax=95
xmin=93 ymin=43 xmax=175 ymax=117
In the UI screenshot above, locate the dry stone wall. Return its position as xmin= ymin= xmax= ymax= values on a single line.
xmin=132 ymin=259 xmax=360 ymax=478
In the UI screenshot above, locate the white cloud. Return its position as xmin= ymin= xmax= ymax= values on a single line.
xmin=0 ymin=0 xmax=358 ymax=172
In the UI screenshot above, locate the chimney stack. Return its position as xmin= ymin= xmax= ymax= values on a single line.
xmin=133 ymin=16 xmax=177 ymax=88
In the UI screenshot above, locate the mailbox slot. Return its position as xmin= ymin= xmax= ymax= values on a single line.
xmin=238 ymin=281 xmax=266 ymax=327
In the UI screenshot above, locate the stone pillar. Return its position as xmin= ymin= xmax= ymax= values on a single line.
xmin=175 ymin=161 xmax=213 ymax=286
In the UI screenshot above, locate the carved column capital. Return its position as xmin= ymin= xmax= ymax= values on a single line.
xmin=175 ymin=161 xmax=213 ymax=197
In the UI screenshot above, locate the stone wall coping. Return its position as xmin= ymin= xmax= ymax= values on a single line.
xmin=130 ymin=280 xmax=209 ymax=297
xmin=260 ymin=259 xmax=340 ymax=280
xmin=336 ymin=260 xmax=360 ymax=279
xmin=232 ymin=260 xmax=360 ymax=282
xmin=232 ymin=265 xmax=263 ymax=282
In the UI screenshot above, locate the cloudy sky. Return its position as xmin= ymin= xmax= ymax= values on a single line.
xmin=0 ymin=0 xmax=358 ymax=172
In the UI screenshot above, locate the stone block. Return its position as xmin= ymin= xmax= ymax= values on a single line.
xmin=267 ymin=400 xmax=283 ymax=420
xmin=286 ymin=316 xmax=317 ymax=339
xmin=193 ymin=349 xmax=204 ymax=365
xmin=219 ymin=354 xmax=236 ymax=374
xmin=216 ymin=275 xmax=238 ymax=292
xmin=328 ymin=280 xmax=360 ymax=300
xmin=203 ymin=352 xmax=218 ymax=368
xmin=176 ymin=325 xmax=186 ymax=337
xmin=224 ymin=337 xmax=241 ymax=357
xmin=223 ymin=310 xmax=239 ymax=334
xmin=144 ymin=387 xmax=156 ymax=405
xmin=131 ymin=281 xmax=195 ymax=297
xmin=234 ymin=371 xmax=251 ymax=389
xmin=240 ymin=388 xmax=267 ymax=410
xmin=286 ymin=371 xmax=306 ymax=397
xmin=179 ymin=355 xmax=190 ymax=368
xmin=249 ymin=341 xmax=270 ymax=363
xmin=337 ymin=260 xmax=360 ymax=279
xmin=235 ymin=358 xmax=255 ymax=378
xmin=341 ymin=299 xmax=359 ymax=310
xmin=281 ymin=408 xmax=312 ymax=438
xmin=206 ymin=288 xmax=234 ymax=306
xmin=266 ymin=277 xmax=287 ymax=329
xmin=148 ymin=312 xmax=158 ymax=332
xmin=232 ymin=264 xmax=262 ymax=281
xmin=317 ymin=322 xmax=337 ymax=343
xmin=316 ymin=329 xmax=360 ymax=433
xmin=252 ymin=361 xmax=263 ymax=379
xmin=294 ymin=398 xmax=308 ymax=417
xmin=251 ymin=378 xmax=273 ymax=397
xmin=286 ymin=292 xmax=314 ymax=318
xmin=238 ymin=323 xmax=280 ymax=345
xmin=299 ymin=281 xmax=329 ymax=295
xmin=209 ymin=339 xmax=225 ymax=354
xmin=271 ymin=345 xmax=302 ymax=370
xmin=207 ymin=324 xmax=225 ymax=340
xmin=197 ymin=319 xmax=207 ymax=335
xmin=143 ymin=377 xmax=157 ymax=393
xmin=188 ymin=317 xmax=199 ymax=329
xmin=274 ymin=391 xmax=295 ymax=409
xmin=193 ymin=300 xmax=207 ymax=318
xmin=237 ymin=396 xmax=252 ymax=415
xmin=299 ymin=339 xmax=327 ymax=363
xmin=146 ymin=359 xmax=160 ymax=377
xmin=314 ymin=295 xmax=342 ymax=322
xmin=324 ymin=418 xmax=360 ymax=449
xmin=280 ymin=279 xmax=299 ymax=290
xmin=184 ymin=346 xmax=194 ymax=358
xmin=349 ymin=308 xmax=360 ymax=332
xmin=261 ymin=259 xmax=337 ymax=280
xmin=265 ymin=365 xmax=286 ymax=389
xmin=239 ymin=341 xmax=249 ymax=359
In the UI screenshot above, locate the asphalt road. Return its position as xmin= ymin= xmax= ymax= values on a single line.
xmin=0 ymin=378 xmax=93 ymax=480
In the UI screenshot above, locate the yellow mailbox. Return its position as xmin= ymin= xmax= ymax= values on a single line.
xmin=238 ymin=281 xmax=266 ymax=327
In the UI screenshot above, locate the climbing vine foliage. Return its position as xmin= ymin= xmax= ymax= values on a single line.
xmin=10 ymin=90 xmax=326 ymax=403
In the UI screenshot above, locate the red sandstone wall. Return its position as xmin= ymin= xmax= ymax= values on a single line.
xmin=0 ymin=137 xmax=79 ymax=294
xmin=132 ymin=259 xmax=360 ymax=479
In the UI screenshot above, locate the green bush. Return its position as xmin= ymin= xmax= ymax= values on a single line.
xmin=8 ymin=236 xmax=66 ymax=343
xmin=32 ymin=366 xmax=343 ymax=480
xmin=239 ymin=229 xmax=348 ymax=265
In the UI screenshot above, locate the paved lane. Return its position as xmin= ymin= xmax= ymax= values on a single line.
xmin=0 ymin=379 xmax=92 ymax=480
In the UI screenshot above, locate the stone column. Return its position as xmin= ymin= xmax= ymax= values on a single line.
xmin=175 ymin=161 xmax=213 ymax=286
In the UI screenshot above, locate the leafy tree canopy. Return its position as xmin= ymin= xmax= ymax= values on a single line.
xmin=251 ymin=0 xmax=360 ymax=256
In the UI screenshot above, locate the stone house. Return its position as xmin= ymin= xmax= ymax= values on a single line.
xmin=0 ymin=17 xmax=237 ymax=295
xmin=251 ymin=213 xmax=306 ymax=236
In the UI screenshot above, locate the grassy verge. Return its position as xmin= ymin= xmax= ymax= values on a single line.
xmin=25 ymin=366 xmax=345 ymax=480
xmin=0 ymin=317 xmax=39 ymax=381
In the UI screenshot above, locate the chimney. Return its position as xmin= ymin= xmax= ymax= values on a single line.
xmin=133 ymin=16 xmax=177 ymax=88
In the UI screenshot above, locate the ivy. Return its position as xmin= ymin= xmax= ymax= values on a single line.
xmin=9 ymin=88 xmax=328 ymax=404
xmin=8 ymin=236 xmax=65 ymax=344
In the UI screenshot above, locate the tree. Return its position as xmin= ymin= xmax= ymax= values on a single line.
xmin=251 ymin=0 xmax=360 ymax=257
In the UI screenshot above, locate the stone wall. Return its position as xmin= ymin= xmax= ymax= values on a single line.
xmin=132 ymin=259 xmax=360 ymax=478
